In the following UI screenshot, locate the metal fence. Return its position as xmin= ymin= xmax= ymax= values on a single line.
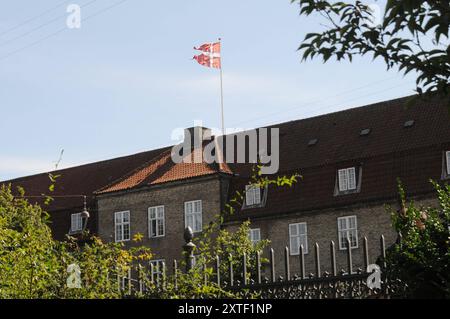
xmin=117 ymin=227 xmax=407 ymax=299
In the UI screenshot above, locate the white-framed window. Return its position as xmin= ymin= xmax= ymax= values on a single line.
xmin=148 ymin=206 xmax=165 ymax=238
xmin=338 ymin=215 xmax=358 ymax=250
xmin=446 ymin=151 xmax=450 ymax=175
xmin=249 ymin=228 xmax=261 ymax=245
xmin=70 ymin=213 xmax=82 ymax=233
xmin=245 ymin=184 xmax=261 ymax=206
xmin=120 ymin=268 xmax=132 ymax=291
xmin=289 ymin=223 xmax=308 ymax=255
xmin=185 ymin=200 xmax=202 ymax=233
xmin=338 ymin=167 xmax=357 ymax=192
xmin=114 ymin=211 xmax=130 ymax=242
xmin=150 ymin=259 xmax=165 ymax=279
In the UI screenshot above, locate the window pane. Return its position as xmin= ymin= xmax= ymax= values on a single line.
xmin=290 ymin=236 xmax=299 ymax=255
xmin=116 ymin=225 xmax=122 ymax=241
xmin=194 ymin=201 xmax=201 ymax=213
xmin=338 ymin=169 xmax=348 ymax=191
xmin=349 ymin=229 xmax=358 ymax=247
xmin=254 ymin=229 xmax=261 ymax=241
xmin=150 ymin=220 xmax=156 ymax=237
xmin=246 ymin=187 xmax=254 ymax=206
xmin=338 ymin=218 xmax=347 ymax=231
xmin=158 ymin=220 xmax=164 ymax=236
xmin=186 ymin=202 xmax=192 ymax=214
xmin=347 ymin=167 xmax=356 ymax=190
xmin=349 ymin=216 xmax=357 ymax=229
xmin=253 ymin=187 xmax=261 ymax=205
xmin=339 ymin=231 xmax=347 ymax=249
xmin=300 ymin=234 xmax=308 ymax=253
xmin=194 ymin=213 xmax=202 ymax=232
xmin=186 ymin=214 xmax=193 ymax=230
xmin=123 ymin=224 xmax=130 ymax=240
xmin=289 ymin=224 xmax=298 ymax=236
xmin=298 ymin=223 xmax=306 ymax=235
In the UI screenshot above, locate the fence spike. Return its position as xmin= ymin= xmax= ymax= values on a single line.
xmin=380 ymin=234 xmax=386 ymax=269
xmin=242 ymin=252 xmax=247 ymax=285
xmin=270 ymin=248 xmax=276 ymax=283
xmin=215 ymin=255 xmax=220 ymax=287
xmin=315 ymin=243 xmax=321 ymax=278
xmin=127 ymin=268 xmax=132 ymax=295
xmin=173 ymin=260 xmax=178 ymax=290
xmin=138 ymin=264 xmax=143 ymax=294
xmin=256 ymin=251 xmax=261 ymax=284
xmin=363 ymin=237 xmax=369 ymax=270
xmin=229 ymin=253 xmax=234 ymax=286
xmin=117 ymin=271 xmax=120 ymax=292
xmin=299 ymin=245 xmax=305 ymax=280
xmin=330 ymin=241 xmax=337 ymax=276
xmin=203 ymin=263 xmax=208 ymax=286
xmin=162 ymin=261 xmax=166 ymax=290
xmin=346 ymin=238 xmax=353 ymax=275
xmin=284 ymin=246 xmax=290 ymax=281
xmin=150 ymin=263 xmax=155 ymax=284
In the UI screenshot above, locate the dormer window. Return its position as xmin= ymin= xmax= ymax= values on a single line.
xmin=338 ymin=167 xmax=356 ymax=191
xmin=443 ymin=151 xmax=450 ymax=179
xmin=335 ymin=166 xmax=361 ymax=196
xmin=446 ymin=151 xmax=450 ymax=175
xmin=245 ymin=184 xmax=261 ymax=206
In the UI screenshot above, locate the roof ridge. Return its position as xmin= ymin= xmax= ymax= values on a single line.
xmin=223 ymin=94 xmax=418 ymax=138
xmin=1 ymin=145 xmax=172 ymax=184
xmin=94 ymin=148 xmax=172 ymax=194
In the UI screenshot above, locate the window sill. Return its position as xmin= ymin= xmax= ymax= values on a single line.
xmin=338 ymin=246 xmax=359 ymax=251
xmin=242 ymin=203 xmax=265 ymax=210
xmin=68 ymin=230 xmax=82 ymax=235
xmin=290 ymin=252 xmax=309 ymax=256
xmin=334 ymin=189 xmax=360 ymax=197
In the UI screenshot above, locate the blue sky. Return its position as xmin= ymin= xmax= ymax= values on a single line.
xmin=0 ymin=0 xmax=417 ymax=180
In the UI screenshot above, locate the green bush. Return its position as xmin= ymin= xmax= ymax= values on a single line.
xmin=386 ymin=181 xmax=450 ymax=298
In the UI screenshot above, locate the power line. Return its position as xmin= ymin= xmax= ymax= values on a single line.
xmin=0 ymin=0 xmax=98 ymax=49
xmin=0 ymin=0 xmax=68 ymax=38
xmin=230 ymin=75 xmax=401 ymax=128
xmin=0 ymin=0 xmax=130 ymax=62
xmin=254 ymin=81 xmax=414 ymax=129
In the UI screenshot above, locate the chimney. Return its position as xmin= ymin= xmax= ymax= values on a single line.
xmin=184 ymin=126 xmax=212 ymax=150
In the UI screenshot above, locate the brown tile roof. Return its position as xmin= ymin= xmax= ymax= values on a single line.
xmin=96 ymin=145 xmax=232 ymax=194
xmin=225 ymin=95 xmax=450 ymax=221
xmin=1 ymin=147 xmax=170 ymax=211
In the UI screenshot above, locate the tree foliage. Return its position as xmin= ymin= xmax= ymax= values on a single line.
xmin=0 ymin=168 xmax=300 ymax=299
xmin=385 ymin=181 xmax=450 ymax=298
xmin=294 ymin=0 xmax=450 ymax=97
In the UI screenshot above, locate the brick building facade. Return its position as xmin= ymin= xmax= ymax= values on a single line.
xmin=2 ymin=95 xmax=450 ymax=276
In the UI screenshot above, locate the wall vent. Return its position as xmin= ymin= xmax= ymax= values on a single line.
xmin=404 ymin=120 xmax=415 ymax=128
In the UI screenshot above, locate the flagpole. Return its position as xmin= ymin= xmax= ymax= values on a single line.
xmin=219 ymin=38 xmax=225 ymax=136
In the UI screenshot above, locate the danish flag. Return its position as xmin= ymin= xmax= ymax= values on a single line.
xmin=193 ymin=41 xmax=221 ymax=69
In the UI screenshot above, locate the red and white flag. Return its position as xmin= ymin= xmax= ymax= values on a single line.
xmin=193 ymin=41 xmax=221 ymax=69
